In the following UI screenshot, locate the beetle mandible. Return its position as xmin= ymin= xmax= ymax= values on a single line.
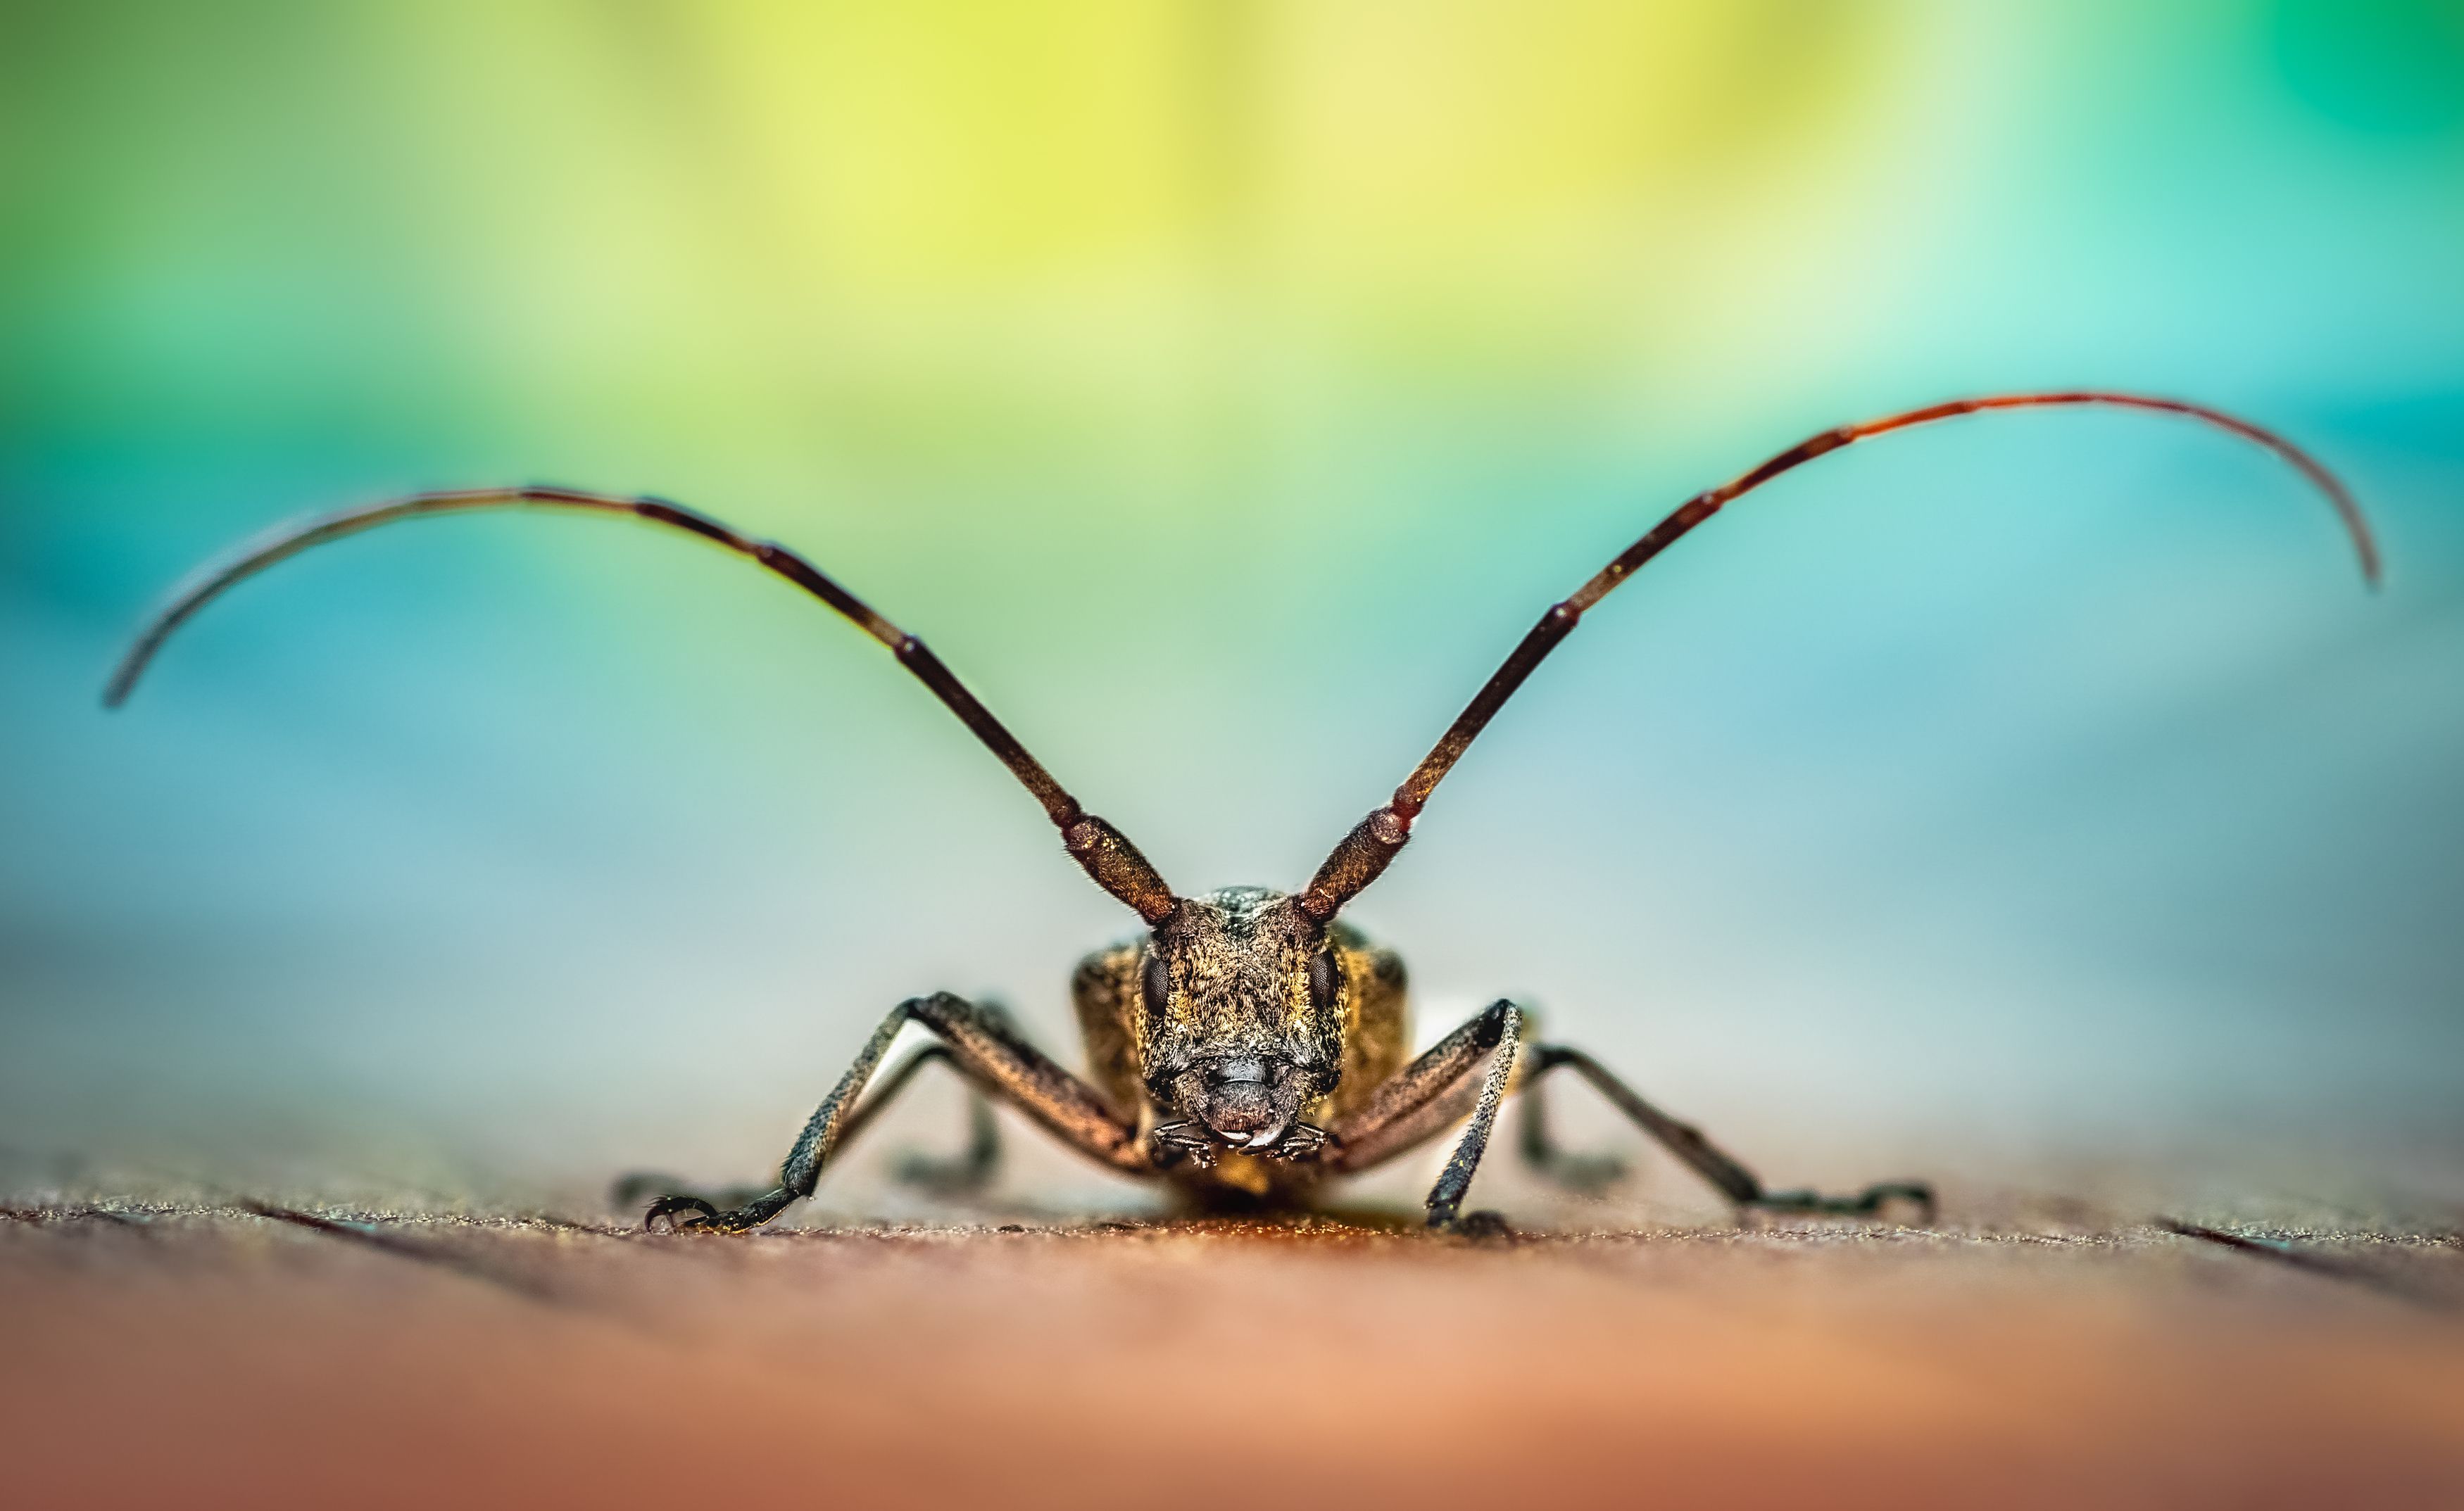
xmin=108 ymin=391 xmax=2379 ymax=1234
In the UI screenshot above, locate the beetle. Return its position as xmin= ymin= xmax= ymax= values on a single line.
xmin=107 ymin=391 xmax=2377 ymax=1234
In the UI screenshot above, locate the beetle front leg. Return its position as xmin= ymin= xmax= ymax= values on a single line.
xmin=617 ymin=1041 xmax=1001 ymax=1215
xmin=1324 ymin=999 xmax=1525 ymax=1233
xmin=641 ymin=992 xmax=1145 ymax=1233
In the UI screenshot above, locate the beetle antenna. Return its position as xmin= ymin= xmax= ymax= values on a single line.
xmin=104 ymin=486 xmax=1179 ymax=923
xmin=1298 ymin=390 xmax=2381 ymax=921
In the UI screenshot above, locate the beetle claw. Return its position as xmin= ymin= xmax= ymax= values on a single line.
xmin=1431 ymin=1208 xmax=1516 ymax=1242
xmin=642 ymin=1194 xmax=721 ymax=1232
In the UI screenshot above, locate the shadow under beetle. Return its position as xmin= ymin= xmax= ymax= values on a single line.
xmin=108 ymin=391 xmax=2379 ymax=1234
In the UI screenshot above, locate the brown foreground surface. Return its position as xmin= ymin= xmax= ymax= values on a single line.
xmin=5 ymin=1186 xmax=2463 ymax=1511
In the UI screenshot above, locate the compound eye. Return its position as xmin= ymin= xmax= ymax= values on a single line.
xmin=1306 ymin=948 xmax=1340 ymax=1011
xmin=1142 ymin=952 xmax=1172 ymax=1017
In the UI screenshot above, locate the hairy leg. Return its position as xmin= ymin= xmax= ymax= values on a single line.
xmin=1324 ymin=1000 xmax=1524 ymax=1231
xmin=863 ymin=1046 xmax=1004 ymax=1196
xmin=643 ymin=992 xmax=1143 ymax=1232
xmin=1332 ymin=1032 xmax=1934 ymax=1226
xmin=1514 ymin=1054 xmax=1629 ymax=1196
xmin=1525 ymin=1044 xmax=1933 ymax=1222
xmin=612 ymin=1042 xmax=1002 ymax=1213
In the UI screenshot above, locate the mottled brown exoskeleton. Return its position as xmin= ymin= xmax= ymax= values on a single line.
xmin=108 ymin=393 xmax=2378 ymax=1234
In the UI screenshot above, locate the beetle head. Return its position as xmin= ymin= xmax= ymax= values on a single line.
xmin=1136 ymin=887 xmax=1345 ymax=1152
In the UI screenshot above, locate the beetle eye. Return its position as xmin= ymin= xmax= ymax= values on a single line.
xmin=1307 ymin=948 xmax=1340 ymax=1011
xmin=1142 ymin=952 xmax=1171 ymax=1016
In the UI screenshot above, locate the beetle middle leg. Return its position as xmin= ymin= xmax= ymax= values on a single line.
xmin=1524 ymin=1044 xmax=1934 ymax=1223
xmin=1514 ymin=1055 xmax=1630 ymax=1196
xmin=641 ymin=992 xmax=1143 ymax=1233
xmin=1330 ymin=1025 xmax=1934 ymax=1227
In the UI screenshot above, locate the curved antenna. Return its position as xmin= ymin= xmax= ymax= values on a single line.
xmin=1298 ymin=391 xmax=2382 ymax=922
xmin=106 ymin=486 xmax=1179 ymax=923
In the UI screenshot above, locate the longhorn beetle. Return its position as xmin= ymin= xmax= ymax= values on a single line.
xmin=108 ymin=392 xmax=2378 ymax=1234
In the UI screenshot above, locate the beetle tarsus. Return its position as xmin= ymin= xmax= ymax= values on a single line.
xmin=642 ymin=1187 xmax=798 ymax=1233
xmin=1431 ymin=1208 xmax=1516 ymax=1241
xmin=1746 ymin=1182 xmax=1936 ymax=1227
xmin=641 ymin=1194 xmax=721 ymax=1232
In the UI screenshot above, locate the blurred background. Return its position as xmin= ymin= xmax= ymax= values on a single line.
xmin=3 ymin=1 xmax=2458 ymax=1217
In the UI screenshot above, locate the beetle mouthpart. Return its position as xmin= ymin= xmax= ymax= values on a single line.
xmin=1190 ymin=1055 xmax=1302 ymax=1152
xmin=1202 ymin=1082 xmax=1272 ymax=1127
xmin=1219 ymin=1116 xmax=1290 ymax=1154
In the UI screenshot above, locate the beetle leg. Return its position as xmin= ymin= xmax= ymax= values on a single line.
xmin=1324 ymin=999 xmax=1524 ymax=1231
xmin=1514 ymin=1056 xmax=1629 ymax=1195
xmin=615 ymin=1041 xmax=1005 ymax=1215
xmin=1523 ymin=1044 xmax=1935 ymax=1225
xmin=1745 ymin=1182 xmax=1937 ymax=1221
xmin=1327 ymin=1030 xmax=1935 ymax=1227
xmin=858 ymin=1044 xmax=1005 ymax=1197
xmin=858 ymin=998 xmax=1026 ymax=1196
xmin=639 ymin=992 xmax=1145 ymax=1233
xmin=644 ymin=1187 xmax=795 ymax=1233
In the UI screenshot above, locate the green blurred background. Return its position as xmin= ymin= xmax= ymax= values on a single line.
xmin=4 ymin=1 xmax=2459 ymax=1210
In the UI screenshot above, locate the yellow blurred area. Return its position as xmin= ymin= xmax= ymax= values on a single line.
xmin=133 ymin=2 xmax=1909 ymax=439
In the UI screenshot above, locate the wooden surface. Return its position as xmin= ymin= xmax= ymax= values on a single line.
xmin=5 ymin=1185 xmax=2461 ymax=1510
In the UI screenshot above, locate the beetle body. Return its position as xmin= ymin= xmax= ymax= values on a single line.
xmin=1073 ymin=887 xmax=1412 ymax=1201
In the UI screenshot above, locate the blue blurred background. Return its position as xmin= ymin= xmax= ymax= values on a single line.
xmin=4 ymin=1 xmax=2458 ymax=1210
